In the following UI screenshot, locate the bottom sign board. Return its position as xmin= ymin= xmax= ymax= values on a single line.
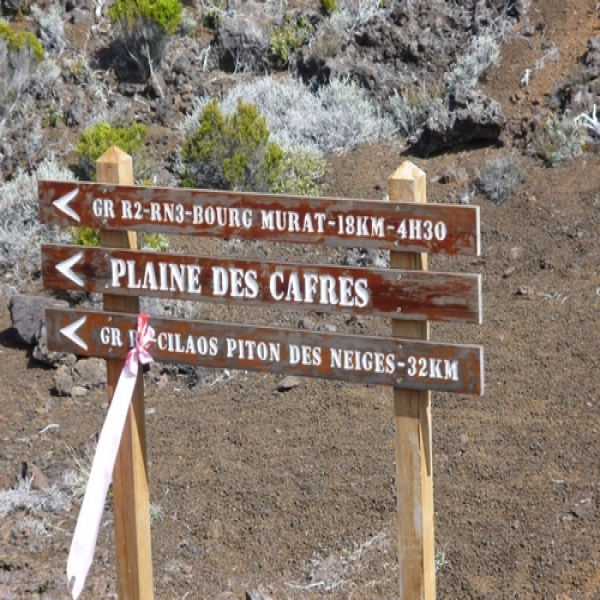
xmin=45 ymin=308 xmax=484 ymax=395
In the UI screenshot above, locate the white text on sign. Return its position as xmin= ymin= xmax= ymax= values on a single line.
xmin=110 ymin=259 xmax=370 ymax=307
xmin=91 ymin=198 xmax=448 ymax=242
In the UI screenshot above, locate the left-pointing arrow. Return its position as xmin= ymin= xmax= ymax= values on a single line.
xmin=56 ymin=252 xmax=84 ymax=287
xmin=52 ymin=188 xmax=80 ymax=222
xmin=60 ymin=316 xmax=88 ymax=351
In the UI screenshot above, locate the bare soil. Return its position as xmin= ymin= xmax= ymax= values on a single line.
xmin=2 ymin=0 xmax=600 ymax=599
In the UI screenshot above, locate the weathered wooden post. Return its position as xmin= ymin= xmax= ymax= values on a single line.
xmin=389 ymin=161 xmax=435 ymax=599
xmin=97 ymin=146 xmax=154 ymax=600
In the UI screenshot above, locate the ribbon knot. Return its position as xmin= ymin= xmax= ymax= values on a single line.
xmin=67 ymin=314 xmax=154 ymax=599
xmin=125 ymin=313 xmax=156 ymax=376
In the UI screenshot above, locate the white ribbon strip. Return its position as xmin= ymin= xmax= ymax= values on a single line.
xmin=67 ymin=314 xmax=155 ymax=599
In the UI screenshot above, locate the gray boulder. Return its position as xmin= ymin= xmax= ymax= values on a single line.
xmin=10 ymin=295 xmax=68 ymax=345
xmin=53 ymin=365 xmax=73 ymax=396
xmin=73 ymin=358 xmax=107 ymax=389
xmin=582 ymin=37 xmax=600 ymax=77
xmin=33 ymin=322 xmax=75 ymax=366
xmin=411 ymin=88 xmax=505 ymax=156
xmin=212 ymin=3 xmax=274 ymax=73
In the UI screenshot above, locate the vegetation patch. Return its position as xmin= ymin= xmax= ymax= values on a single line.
xmin=0 ymin=21 xmax=44 ymax=61
xmin=476 ymin=151 xmax=527 ymax=204
xmin=270 ymin=15 xmax=313 ymax=66
xmin=533 ymin=112 xmax=587 ymax=167
xmin=108 ymin=0 xmax=183 ymax=80
xmin=180 ymin=97 xmax=327 ymax=194
xmin=75 ymin=122 xmax=148 ymax=180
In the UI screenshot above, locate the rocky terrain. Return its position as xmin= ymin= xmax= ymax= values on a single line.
xmin=1 ymin=0 xmax=600 ymax=598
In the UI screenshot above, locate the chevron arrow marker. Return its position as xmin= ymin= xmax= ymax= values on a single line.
xmin=60 ymin=316 xmax=88 ymax=351
xmin=52 ymin=187 xmax=80 ymax=222
xmin=56 ymin=252 xmax=85 ymax=287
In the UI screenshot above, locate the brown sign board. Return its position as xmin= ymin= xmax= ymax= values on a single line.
xmin=41 ymin=244 xmax=482 ymax=324
xmin=45 ymin=308 xmax=484 ymax=395
xmin=38 ymin=181 xmax=480 ymax=256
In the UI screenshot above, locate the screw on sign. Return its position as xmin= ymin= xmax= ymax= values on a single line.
xmin=38 ymin=149 xmax=484 ymax=600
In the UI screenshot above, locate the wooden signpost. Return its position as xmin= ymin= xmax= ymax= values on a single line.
xmin=38 ymin=148 xmax=484 ymax=600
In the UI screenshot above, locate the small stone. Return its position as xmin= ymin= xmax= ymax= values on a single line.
xmin=33 ymin=323 xmax=71 ymax=366
xmin=276 ymin=376 xmax=302 ymax=392
xmin=71 ymin=385 xmax=88 ymax=398
xmin=564 ymin=491 xmax=593 ymax=519
xmin=73 ymin=358 xmax=107 ymax=389
xmin=186 ymin=540 xmax=200 ymax=555
xmin=438 ymin=166 xmax=469 ymax=185
xmin=539 ymin=259 xmax=554 ymax=270
xmin=509 ymin=247 xmax=522 ymax=260
xmin=520 ymin=24 xmax=535 ymax=37
xmin=246 ymin=590 xmax=273 ymax=600
xmin=26 ymin=463 xmax=49 ymax=490
xmin=207 ymin=519 xmax=222 ymax=540
xmin=515 ymin=285 xmax=535 ymax=298
xmin=53 ymin=365 xmax=73 ymax=396
xmin=71 ymin=7 xmax=93 ymax=25
xmin=503 ymin=266 xmax=516 ymax=278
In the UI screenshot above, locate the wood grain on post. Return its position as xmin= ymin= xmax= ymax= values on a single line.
xmin=389 ymin=161 xmax=435 ymax=599
xmin=97 ymin=147 xmax=154 ymax=600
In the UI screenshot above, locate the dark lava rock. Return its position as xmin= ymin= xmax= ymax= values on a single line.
xmin=411 ymin=87 xmax=505 ymax=156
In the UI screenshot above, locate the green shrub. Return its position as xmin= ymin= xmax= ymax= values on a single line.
xmin=270 ymin=15 xmax=312 ymax=66
xmin=0 ymin=22 xmax=44 ymax=62
xmin=181 ymin=98 xmax=273 ymax=191
xmin=140 ymin=232 xmax=169 ymax=251
xmin=321 ymin=0 xmax=338 ymax=14
xmin=76 ymin=122 xmax=148 ymax=180
xmin=266 ymin=146 xmax=328 ymax=196
xmin=108 ymin=0 xmax=182 ymax=80
xmin=68 ymin=226 xmax=101 ymax=247
xmin=180 ymin=98 xmax=326 ymax=195
xmin=69 ymin=228 xmax=169 ymax=251
xmin=42 ymin=100 xmax=61 ymax=128
xmin=108 ymin=0 xmax=182 ymax=34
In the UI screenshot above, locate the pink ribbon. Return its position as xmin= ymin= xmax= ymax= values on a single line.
xmin=67 ymin=314 xmax=155 ymax=599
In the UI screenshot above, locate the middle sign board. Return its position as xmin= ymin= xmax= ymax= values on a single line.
xmin=41 ymin=245 xmax=482 ymax=323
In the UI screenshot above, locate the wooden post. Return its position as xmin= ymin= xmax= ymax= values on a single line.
xmin=97 ymin=147 xmax=154 ymax=600
xmin=389 ymin=161 xmax=435 ymax=599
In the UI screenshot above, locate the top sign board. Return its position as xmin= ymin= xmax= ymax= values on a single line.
xmin=38 ymin=181 xmax=480 ymax=256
